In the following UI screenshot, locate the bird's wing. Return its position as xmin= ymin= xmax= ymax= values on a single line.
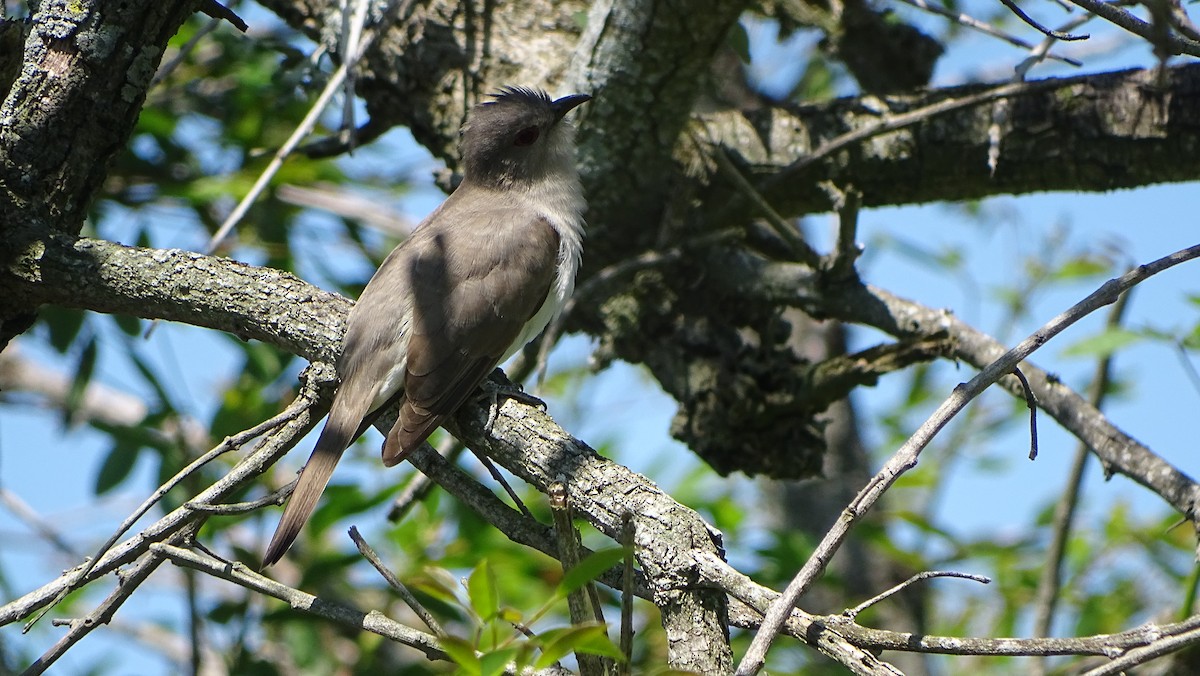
xmin=381 ymin=212 xmax=559 ymax=465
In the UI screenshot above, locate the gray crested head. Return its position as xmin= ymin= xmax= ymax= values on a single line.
xmin=460 ymin=86 xmax=590 ymax=189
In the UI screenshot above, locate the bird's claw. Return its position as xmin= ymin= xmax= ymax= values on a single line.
xmin=477 ymin=379 xmax=547 ymax=435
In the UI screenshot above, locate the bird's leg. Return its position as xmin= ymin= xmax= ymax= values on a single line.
xmin=476 ymin=369 xmax=547 ymax=435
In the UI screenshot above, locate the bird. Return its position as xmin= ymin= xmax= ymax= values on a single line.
xmin=262 ymin=87 xmax=590 ymax=567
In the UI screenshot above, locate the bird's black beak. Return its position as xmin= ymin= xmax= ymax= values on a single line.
xmin=551 ymin=93 xmax=591 ymax=121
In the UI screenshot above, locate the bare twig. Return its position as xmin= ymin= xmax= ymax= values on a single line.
xmin=187 ymin=483 xmax=294 ymax=514
xmin=1174 ymin=339 xmax=1200 ymax=398
xmin=205 ymin=0 xmax=409 ymax=252
xmin=1011 ymin=366 xmax=1039 ymax=460
xmin=467 ymin=444 xmax=533 ymax=520
xmin=23 ymin=389 xmax=312 ymax=631
xmin=152 ymin=542 xmax=452 ymax=661
xmin=337 ymin=0 xmax=370 ymax=152
xmin=348 ymin=526 xmax=447 ymax=638
xmin=0 ymin=364 xmax=333 ymax=630
xmin=1083 ymin=623 xmax=1200 ymax=675
xmin=735 ymin=244 xmax=1200 ymax=675
xmin=1015 ymin=15 xmax=1096 ymax=79
xmin=818 ymin=181 xmax=862 ymax=278
xmin=1065 ymin=0 xmax=1200 ymax=56
xmin=151 ymin=18 xmax=221 ymax=86
xmin=844 ymin=571 xmax=990 ymax=620
xmin=1031 ymin=289 xmax=1132 ymax=673
xmin=205 ymin=61 xmax=351 ymax=252
xmin=401 ymin=439 xmax=648 ymax=598
xmin=386 ymin=436 xmax=464 ymax=521
xmin=619 ymin=512 xmax=635 ymax=675
xmin=21 ymin=527 xmax=195 ymax=675
xmin=998 ymin=0 xmax=1090 ymax=40
xmin=197 ymin=0 xmax=248 ymax=31
xmin=0 ymin=488 xmax=79 ymax=558
xmin=548 ymin=483 xmax=612 ymax=676
xmin=896 ymin=0 xmax=1082 ymax=66
xmin=711 ymin=144 xmax=821 ymax=267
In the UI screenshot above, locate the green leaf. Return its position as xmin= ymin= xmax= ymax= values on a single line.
xmin=468 ymin=558 xmax=499 ymax=621
xmin=726 ymin=22 xmax=750 ymax=62
xmin=112 ymin=313 xmax=142 ymax=337
xmin=534 ymin=624 xmax=623 ymax=668
xmin=95 ymin=442 xmax=141 ymax=495
xmin=439 ymin=635 xmax=481 ymax=675
xmin=1060 ymin=328 xmax=1143 ymax=358
xmin=1182 ymin=323 xmax=1200 ymax=350
xmin=1052 ymin=255 xmax=1110 ymax=280
xmin=557 ymin=546 xmax=628 ymax=598
xmin=479 ymin=647 xmax=519 ymax=676
xmin=42 ymin=306 xmax=85 ymax=353
xmin=63 ymin=336 xmax=98 ymax=425
xmin=129 ymin=350 xmax=176 ymax=413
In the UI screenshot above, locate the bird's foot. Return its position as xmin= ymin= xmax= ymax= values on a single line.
xmin=477 ymin=375 xmax=546 ymax=435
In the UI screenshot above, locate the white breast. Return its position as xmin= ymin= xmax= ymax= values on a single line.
xmin=502 ymin=171 xmax=586 ymax=361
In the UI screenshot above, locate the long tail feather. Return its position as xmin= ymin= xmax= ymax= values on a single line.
xmin=262 ymin=408 xmax=359 ymax=567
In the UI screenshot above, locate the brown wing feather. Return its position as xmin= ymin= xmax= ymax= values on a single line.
xmin=381 ymin=212 xmax=559 ymax=465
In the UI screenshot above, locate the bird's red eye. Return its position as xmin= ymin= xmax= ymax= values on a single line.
xmin=514 ymin=126 xmax=540 ymax=146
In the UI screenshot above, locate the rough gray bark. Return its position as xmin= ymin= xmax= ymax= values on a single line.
xmin=0 ymin=1 xmax=195 ymax=346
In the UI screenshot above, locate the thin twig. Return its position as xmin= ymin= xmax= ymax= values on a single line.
xmin=1015 ymin=14 xmax=1096 ymax=79
xmin=896 ymin=0 xmax=1082 ymax=65
xmin=197 ymin=0 xmax=248 ymax=31
xmin=619 ymin=512 xmax=635 ymax=675
xmin=818 ymin=181 xmax=862 ymax=278
xmin=711 ymin=144 xmax=821 ymax=267
xmin=151 ymin=18 xmax=221 ymax=87
xmin=844 ymin=571 xmax=990 ymax=620
xmin=23 ymin=393 xmax=310 ymax=631
xmin=386 ymin=436 xmax=464 ymax=521
xmin=0 ymin=489 xmax=79 ymax=558
xmin=205 ymin=0 xmax=410 ymax=252
xmin=1174 ymin=339 xmax=1200 ymax=397
xmin=548 ymin=483 xmax=612 ymax=676
xmin=0 ymin=364 xmax=334 ymax=631
xmin=1065 ymin=0 xmax=1200 ymax=56
xmin=699 ymin=549 xmax=1200 ymax=659
xmin=735 ymin=244 xmax=1200 ymax=675
xmin=401 ymin=441 xmax=649 ymax=598
xmin=347 ymin=526 xmax=447 ymax=638
xmin=1030 ymin=289 xmax=1131 ymax=673
xmin=337 ymin=0 xmax=371 ymax=153
xmin=1011 ymin=366 xmax=1039 ymax=460
xmin=468 ymin=445 xmax=533 ymax=520
xmin=152 ymin=543 xmax=454 ymax=662
xmin=1083 ymin=623 xmax=1200 ymax=675
xmin=186 ymin=483 xmax=294 ymax=514
xmin=21 ymin=527 xmax=195 ymax=675
xmin=998 ymin=0 xmax=1090 ymax=40
xmin=205 ymin=61 xmax=350 ymax=252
